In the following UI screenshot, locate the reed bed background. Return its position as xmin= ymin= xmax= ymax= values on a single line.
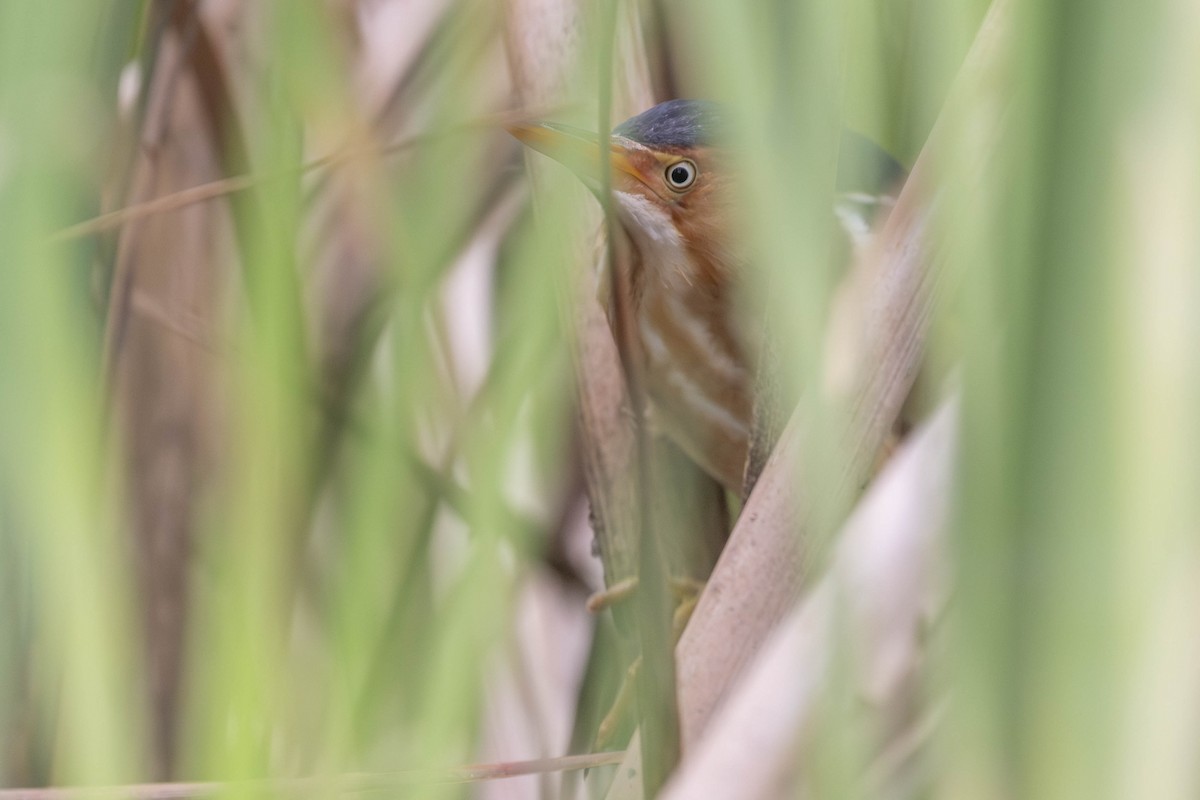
xmin=1 ymin=0 xmax=1198 ymax=798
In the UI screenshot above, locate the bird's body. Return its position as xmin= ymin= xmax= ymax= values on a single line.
xmin=511 ymin=100 xmax=902 ymax=493
xmin=599 ymin=103 xmax=752 ymax=489
xmin=606 ymin=221 xmax=752 ymax=491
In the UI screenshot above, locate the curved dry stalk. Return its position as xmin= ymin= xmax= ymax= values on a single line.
xmin=659 ymin=401 xmax=957 ymax=800
xmin=675 ymin=0 xmax=1008 ymax=745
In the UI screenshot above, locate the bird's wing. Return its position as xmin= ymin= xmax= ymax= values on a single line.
xmin=836 ymin=130 xmax=906 ymax=197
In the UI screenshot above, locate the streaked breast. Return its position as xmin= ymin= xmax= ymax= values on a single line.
xmin=609 ymin=190 xmax=752 ymax=492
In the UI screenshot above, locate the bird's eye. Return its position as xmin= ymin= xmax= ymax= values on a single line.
xmin=665 ymin=160 xmax=698 ymax=191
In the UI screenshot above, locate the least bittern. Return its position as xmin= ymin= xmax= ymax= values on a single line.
xmin=511 ymin=99 xmax=902 ymax=494
xmin=512 ymin=101 xmax=903 ymax=754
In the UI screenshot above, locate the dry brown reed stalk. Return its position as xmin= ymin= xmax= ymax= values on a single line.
xmin=503 ymin=0 xmax=648 ymax=614
xmin=601 ymin=3 xmax=1009 ymax=797
xmin=101 ymin=1 xmax=246 ymax=777
xmin=659 ymin=400 xmax=957 ymax=799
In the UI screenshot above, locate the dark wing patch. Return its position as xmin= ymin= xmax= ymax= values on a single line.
xmin=837 ymin=130 xmax=906 ymax=196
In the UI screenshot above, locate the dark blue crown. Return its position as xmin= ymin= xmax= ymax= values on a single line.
xmin=612 ymin=99 xmax=724 ymax=149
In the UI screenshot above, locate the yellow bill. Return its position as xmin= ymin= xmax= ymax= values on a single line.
xmin=507 ymin=121 xmax=645 ymax=190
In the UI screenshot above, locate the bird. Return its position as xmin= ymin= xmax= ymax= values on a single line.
xmin=510 ymin=99 xmax=903 ymax=496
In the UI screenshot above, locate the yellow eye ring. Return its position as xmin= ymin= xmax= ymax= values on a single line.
xmin=664 ymin=159 xmax=698 ymax=191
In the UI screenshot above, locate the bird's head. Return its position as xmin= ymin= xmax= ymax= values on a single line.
xmin=509 ymin=99 xmax=739 ymax=279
